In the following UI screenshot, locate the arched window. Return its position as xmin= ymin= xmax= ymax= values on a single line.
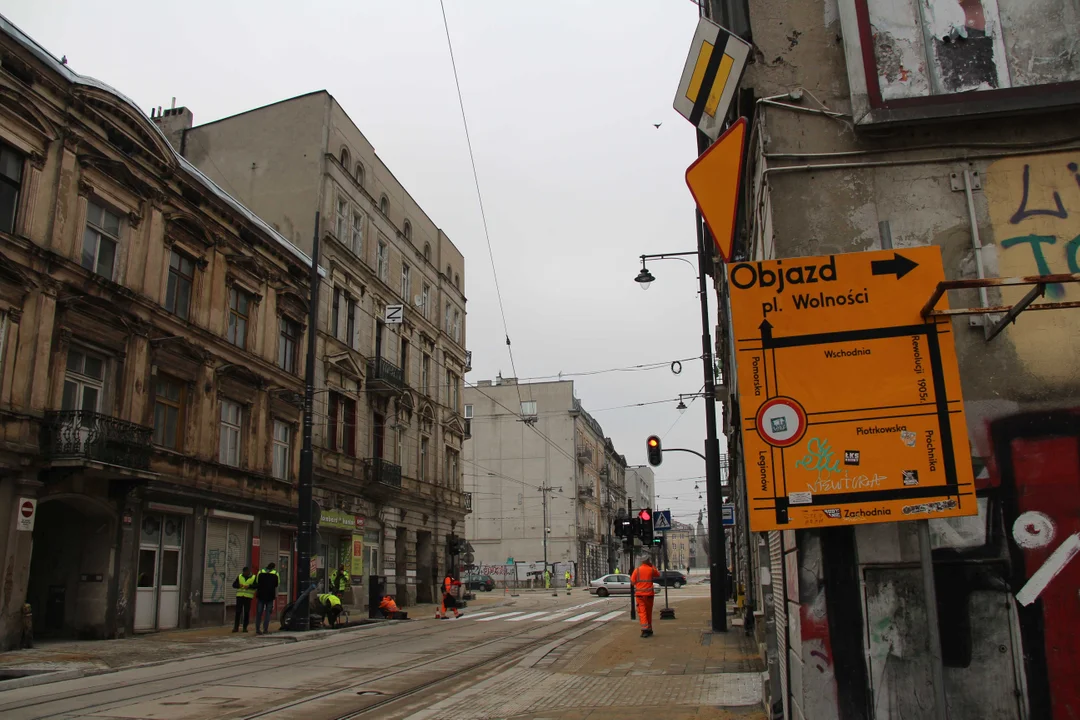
xmin=454 ymin=273 xmax=460 ymax=289
xmin=423 ymin=243 xmax=431 ymax=261
xmin=446 ymin=264 xmax=452 ymax=277
xmin=355 ymin=163 xmax=365 ymax=187
xmin=403 ymin=220 xmax=412 ymax=241
xmin=339 ymin=147 xmax=350 ymax=168
xmin=380 ymin=195 xmax=389 ymax=216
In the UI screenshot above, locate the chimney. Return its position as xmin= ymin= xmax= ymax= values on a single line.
xmin=476 ymin=380 xmax=492 ymax=387
xmin=151 ymin=105 xmax=194 ymax=155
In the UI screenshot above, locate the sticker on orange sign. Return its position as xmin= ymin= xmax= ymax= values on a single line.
xmin=727 ymin=246 xmax=976 ymax=532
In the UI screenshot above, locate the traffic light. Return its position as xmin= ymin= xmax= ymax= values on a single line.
xmin=638 ymin=508 xmax=653 ymax=545
xmin=646 ymin=436 xmax=662 ymax=466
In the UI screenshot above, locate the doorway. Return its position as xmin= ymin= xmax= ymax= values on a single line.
xmin=135 ymin=514 xmax=184 ymax=631
xmin=416 ymin=531 xmax=433 ymax=603
xmin=395 ymin=526 xmax=408 ymax=606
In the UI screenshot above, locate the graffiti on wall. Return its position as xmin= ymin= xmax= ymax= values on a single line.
xmin=985 ymin=154 xmax=1080 ymax=384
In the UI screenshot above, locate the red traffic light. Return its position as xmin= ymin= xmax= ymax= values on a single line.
xmin=638 ymin=509 xmax=651 ymax=521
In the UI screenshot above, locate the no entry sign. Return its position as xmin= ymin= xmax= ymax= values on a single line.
xmin=16 ymin=497 xmax=36 ymax=532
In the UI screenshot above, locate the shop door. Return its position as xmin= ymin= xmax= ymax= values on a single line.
xmin=135 ymin=514 xmax=184 ymax=631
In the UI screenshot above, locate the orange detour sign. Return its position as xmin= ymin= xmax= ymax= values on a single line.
xmin=685 ymin=118 xmax=746 ymax=262
xmin=727 ymin=246 xmax=976 ymax=531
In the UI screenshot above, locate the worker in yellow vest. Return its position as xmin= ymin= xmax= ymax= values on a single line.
xmin=318 ymin=592 xmax=343 ymax=628
xmin=565 ymin=569 xmax=572 ymax=594
xmin=232 ymin=566 xmax=256 ymax=633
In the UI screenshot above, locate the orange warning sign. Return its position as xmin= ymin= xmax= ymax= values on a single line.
xmin=727 ymin=246 xmax=976 ymax=531
xmin=685 ymin=118 xmax=746 ymax=262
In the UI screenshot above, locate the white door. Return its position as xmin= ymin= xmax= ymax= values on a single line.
xmin=156 ymin=516 xmax=183 ymax=629
xmin=134 ymin=547 xmax=157 ymax=631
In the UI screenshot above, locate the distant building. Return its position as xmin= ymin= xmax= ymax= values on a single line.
xmin=664 ymin=521 xmax=693 ymax=572
xmin=462 ymin=379 xmax=627 ymax=582
xmin=624 ymin=465 xmax=655 ymax=514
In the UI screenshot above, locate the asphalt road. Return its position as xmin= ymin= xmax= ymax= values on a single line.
xmin=0 ymin=590 xmax=639 ymax=720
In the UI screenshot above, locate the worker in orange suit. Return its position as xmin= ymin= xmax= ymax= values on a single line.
xmin=630 ymin=557 xmax=661 ymax=637
xmin=379 ymin=594 xmax=400 ymax=618
xmin=436 ymin=574 xmax=462 ymax=619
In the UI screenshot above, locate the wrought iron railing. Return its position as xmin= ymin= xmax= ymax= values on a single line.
xmin=41 ymin=410 xmax=153 ymax=470
xmin=362 ymin=457 xmax=402 ymax=489
xmin=367 ymin=356 xmax=405 ymax=391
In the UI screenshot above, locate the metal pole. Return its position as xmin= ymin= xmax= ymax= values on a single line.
xmin=918 ymin=521 xmax=949 ymax=720
xmin=697 ymin=131 xmax=728 ymax=633
xmin=541 ymin=485 xmax=548 ymax=591
xmin=295 ymin=213 xmax=321 ymax=630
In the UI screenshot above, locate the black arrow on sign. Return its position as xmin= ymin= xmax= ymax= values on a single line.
xmin=871 ymin=253 xmax=918 ymax=279
xmin=759 ymin=319 xmax=773 ymax=344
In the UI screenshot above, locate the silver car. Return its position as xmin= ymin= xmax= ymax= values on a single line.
xmin=588 ymin=574 xmax=660 ymax=597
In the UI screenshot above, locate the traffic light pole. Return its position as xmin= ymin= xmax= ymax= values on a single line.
xmin=694 ymin=150 xmax=729 ymax=633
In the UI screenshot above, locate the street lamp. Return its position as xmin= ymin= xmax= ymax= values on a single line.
xmin=633 ymin=245 xmax=728 ymax=633
xmin=676 ymin=398 xmax=688 ymax=413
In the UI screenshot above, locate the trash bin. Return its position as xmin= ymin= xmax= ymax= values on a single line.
xmin=368 ymin=575 xmax=387 ymax=618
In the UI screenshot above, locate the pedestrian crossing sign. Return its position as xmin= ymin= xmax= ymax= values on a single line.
xmin=653 ymin=510 xmax=672 ymax=532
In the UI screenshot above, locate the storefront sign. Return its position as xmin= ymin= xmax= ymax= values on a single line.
xmin=147 ymin=502 xmax=193 ymax=515
xmin=319 ymin=509 xmax=364 ymax=531
xmin=351 ymin=534 xmax=364 ymax=576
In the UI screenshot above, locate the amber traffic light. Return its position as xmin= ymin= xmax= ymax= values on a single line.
xmin=646 ymin=435 xmax=662 ymax=466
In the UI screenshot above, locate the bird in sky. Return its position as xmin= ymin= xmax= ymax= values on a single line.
xmin=653 ymin=122 xmax=662 ymax=129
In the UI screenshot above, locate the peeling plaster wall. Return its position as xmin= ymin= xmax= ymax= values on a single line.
xmin=736 ymin=0 xmax=1080 ymax=717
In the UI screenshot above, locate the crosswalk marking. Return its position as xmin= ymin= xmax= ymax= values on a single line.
xmin=563 ymin=611 xmax=600 ymax=623
xmin=504 ymin=611 xmax=549 ymax=622
xmin=592 ymin=610 xmax=623 ymax=622
xmin=456 ymin=611 xmax=494 ymax=620
xmin=475 ymin=611 xmax=526 ymax=622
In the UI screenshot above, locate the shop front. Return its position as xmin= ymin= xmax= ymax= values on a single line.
xmin=316 ymin=509 xmax=365 ymax=604
xmin=134 ymin=502 xmax=192 ymax=632
xmin=257 ymin=521 xmax=295 ymax=615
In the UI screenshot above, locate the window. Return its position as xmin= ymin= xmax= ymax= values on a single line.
xmin=446 ymin=370 xmax=459 ymax=411
xmin=226 ymin=287 xmax=252 ymax=349
xmin=444 ymin=448 xmax=459 ymax=489
xmin=335 ymin=198 xmax=348 ymax=240
xmin=165 ymin=250 xmax=195 ymax=320
xmin=446 ymin=264 xmax=452 ymax=278
xmin=355 ymin=162 xmax=365 ymax=186
xmin=396 ymin=428 xmax=404 ymax=465
xmin=328 ymin=392 xmax=357 ymax=456
xmin=0 ymin=143 xmax=23 ymax=234
xmin=464 ymin=404 xmax=473 ymax=419
xmin=452 ymin=310 xmax=461 ymax=343
xmin=521 ymin=400 xmax=537 ymax=417
xmin=403 ymin=220 xmax=412 ymax=241
xmin=153 ymin=375 xmax=186 ymax=449
xmin=346 ymin=296 xmax=356 ymax=348
xmin=421 ymin=353 xmax=430 ymax=394
xmin=351 ymin=212 xmax=364 ymax=255
xmin=423 ymin=242 xmax=431 ymax=261
xmin=454 ymin=273 xmax=460 ymax=289
xmin=339 ymin=147 xmax=350 ymax=168
xmin=331 ymin=288 xmax=341 ymax=339
xmin=82 ymin=200 xmax=120 ymax=278
xmin=219 ymin=399 xmax=242 ymax=467
xmin=272 ymin=420 xmax=292 ymax=481
xmin=400 ymin=337 xmax=409 ymax=383
xmin=277 ymin=316 xmax=300 ymax=373
xmin=379 ymin=195 xmax=389 ymax=216
xmin=420 ymin=282 xmax=430 ymax=319
xmin=377 ymin=239 xmax=388 ymax=280
xmin=62 ymin=348 xmax=105 ymax=413
xmin=419 ymin=436 xmax=429 ymax=481
xmin=401 ymin=263 xmax=411 ymax=302
xmin=444 ymin=302 xmax=451 ymax=334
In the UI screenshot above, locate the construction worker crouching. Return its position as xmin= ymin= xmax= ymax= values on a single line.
xmin=379 ymin=594 xmax=400 ymax=618
xmin=631 ymin=557 xmax=661 ymax=638
xmin=436 ymin=574 xmax=462 ymax=619
xmin=318 ymin=592 xmax=343 ymax=628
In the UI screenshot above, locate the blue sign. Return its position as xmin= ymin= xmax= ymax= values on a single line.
xmin=721 ymin=504 xmax=735 ymax=527
xmin=653 ymin=510 xmax=673 ymax=532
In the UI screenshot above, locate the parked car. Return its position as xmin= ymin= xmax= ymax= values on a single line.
xmin=657 ymin=571 xmax=688 ymax=588
xmin=588 ymin=574 xmax=661 ymax=597
xmin=463 ymin=574 xmax=495 ymax=591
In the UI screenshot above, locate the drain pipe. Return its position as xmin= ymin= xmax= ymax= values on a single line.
xmin=962 ymin=169 xmax=993 ymax=339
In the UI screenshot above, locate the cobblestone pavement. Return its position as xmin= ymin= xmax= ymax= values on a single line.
xmin=403 ymin=594 xmax=767 ymax=720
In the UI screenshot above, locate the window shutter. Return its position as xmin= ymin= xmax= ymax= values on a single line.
xmin=226 ymin=521 xmax=251 ymax=597
xmin=202 ymin=519 xmax=229 ymax=603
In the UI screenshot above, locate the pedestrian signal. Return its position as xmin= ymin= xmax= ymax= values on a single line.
xmin=646 ymin=436 xmax=662 ymax=466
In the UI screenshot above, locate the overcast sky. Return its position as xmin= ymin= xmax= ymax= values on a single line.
xmin=9 ymin=0 xmax=719 ymax=526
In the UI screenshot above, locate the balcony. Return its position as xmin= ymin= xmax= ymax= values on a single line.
xmin=367 ymin=356 xmax=405 ymax=394
xmin=41 ymin=411 xmax=153 ymax=471
xmin=576 ymin=446 xmax=593 ymax=464
xmin=362 ymin=457 xmax=402 ymax=489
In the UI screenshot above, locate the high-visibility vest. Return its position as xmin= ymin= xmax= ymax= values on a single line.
xmin=444 ymin=576 xmax=454 ymax=593
xmin=236 ymin=573 xmax=256 ymax=599
xmin=379 ymin=596 xmax=398 ymax=612
xmin=630 ymin=563 xmax=660 ymax=596
xmin=331 ymin=570 xmax=350 ymax=591
xmin=318 ymin=593 xmax=342 ymax=608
